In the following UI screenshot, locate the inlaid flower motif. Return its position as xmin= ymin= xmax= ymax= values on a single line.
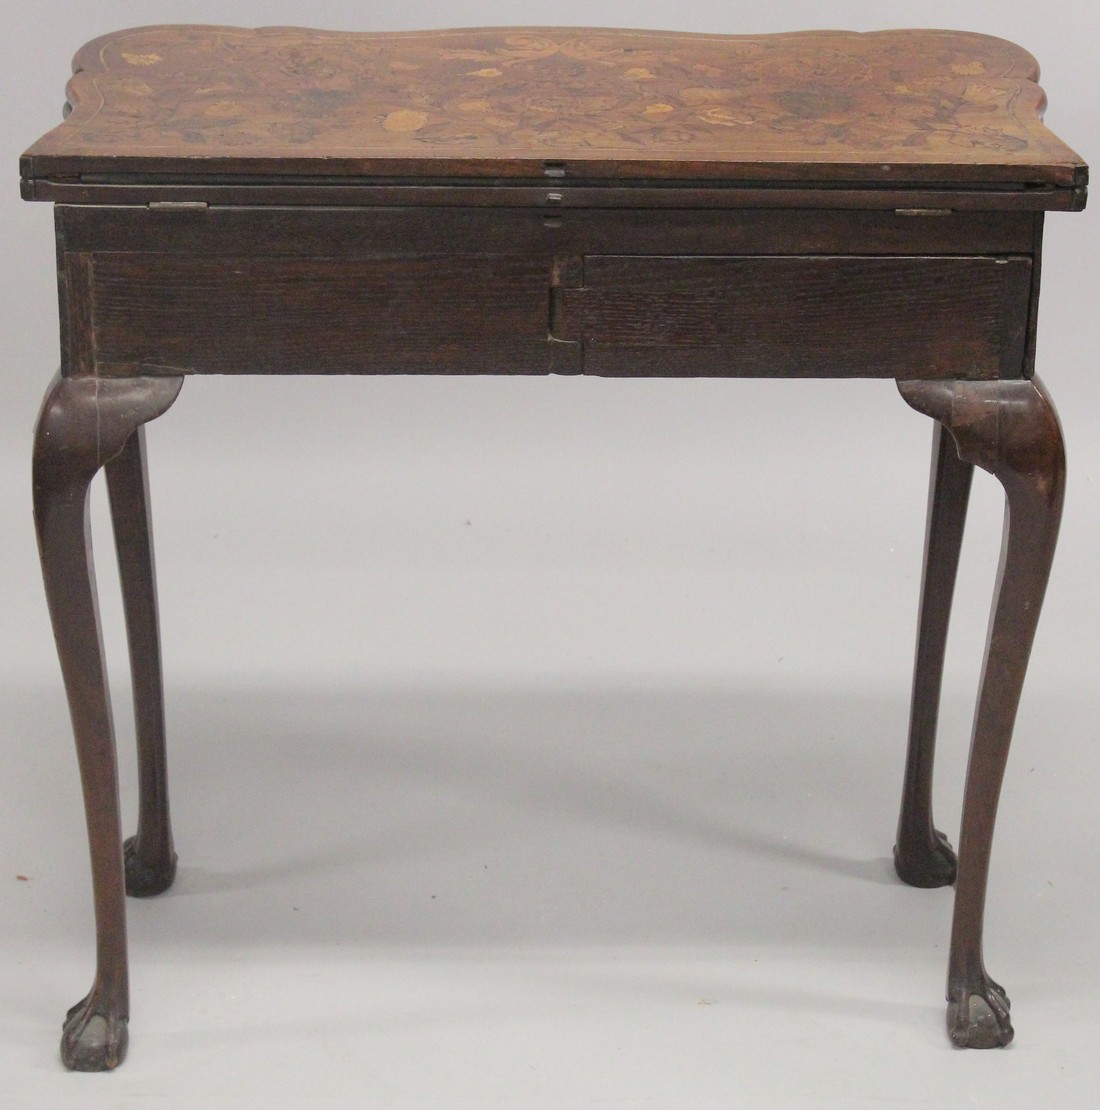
xmin=951 ymin=60 xmax=988 ymax=75
xmin=679 ymin=88 xmax=738 ymax=106
xmin=960 ymin=82 xmax=1012 ymax=106
xmin=946 ymin=127 xmax=1029 ymax=152
xmin=59 ymin=26 xmax=1048 ymax=163
xmin=698 ymin=106 xmax=754 ymax=127
xmin=204 ymin=99 xmax=243 ymax=119
xmin=646 ymin=125 xmax=702 ymax=146
xmin=451 ymin=97 xmax=493 ymax=114
xmin=560 ymin=37 xmax=661 ymax=68
xmin=277 ymin=47 xmax=340 ymax=81
xmin=113 ymin=77 xmax=154 ymax=97
xmin=282 ymin=88 xmax=359 ymax=119
xmin=382 ymin=109 xmax=429 ymax=132
xmin=497 ymin=34 xmax=561 ymax=62
xmin=774 ymin=87 xmax=855 ymax=120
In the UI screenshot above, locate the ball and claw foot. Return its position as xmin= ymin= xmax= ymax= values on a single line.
xmin=124 ymin=835 xmax=177 ymax=898
xmin=893 ymin=829 xmax=958 ymax=888
xmin=61 ymin=993 xmax=128 ymax=1071
xmin=948 ymin=979 xmax=1013 ymax=1049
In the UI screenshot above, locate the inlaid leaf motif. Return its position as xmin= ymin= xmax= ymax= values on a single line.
xmin=25 ymin=25 xmax=1080 ymax=188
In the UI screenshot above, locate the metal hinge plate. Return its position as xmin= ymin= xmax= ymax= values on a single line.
xmin=147 ymin=200 xmax=209 ymax=212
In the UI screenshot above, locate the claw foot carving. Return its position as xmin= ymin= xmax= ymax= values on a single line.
xmin=124 ymin=835 xmax=178 ymax=898
xmin=61 ymin=993 xmax=128 ymax=1071
xmin=894 ymin=828 xmax=958 ymax=888
xmin=948 ymin=980 xmax=1013 ymax=1048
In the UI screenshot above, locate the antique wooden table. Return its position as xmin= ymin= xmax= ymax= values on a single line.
xmin=21 ymin=26 xmax=1086 ymax=1069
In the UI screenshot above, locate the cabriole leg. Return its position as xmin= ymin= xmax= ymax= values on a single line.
xmin=106 ymin=427 xmax=178 ymax=897
xmin=898 ymin=376 xmax=1065 ymax=1049
xmin=33 ymin=373 xmax=183 ymax=1070
xmin=895 ymin=422 xmax=973 ymax=888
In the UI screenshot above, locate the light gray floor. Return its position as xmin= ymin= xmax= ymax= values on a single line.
xmin=3 ymin=675 xmax=1100 ymax=1107
xmin=3 ymin=1 xmax=1100 ymax=1106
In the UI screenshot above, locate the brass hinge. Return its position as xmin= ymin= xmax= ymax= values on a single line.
xmin=147 ymin=200 xmax=209 ymax=212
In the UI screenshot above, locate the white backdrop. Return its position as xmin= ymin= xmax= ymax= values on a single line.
xmin=1 ymin=3 xmax=1097 ymax=1106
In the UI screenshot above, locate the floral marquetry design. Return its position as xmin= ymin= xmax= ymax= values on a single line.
xmin=21 ymin=25 xmax=1084 ymax=188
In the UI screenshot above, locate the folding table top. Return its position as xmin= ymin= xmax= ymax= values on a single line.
xmin=20 ymin=25 xmax=1086 ymax=208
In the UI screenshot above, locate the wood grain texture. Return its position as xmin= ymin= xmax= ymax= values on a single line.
xmin=75 ymin=246 xmax=1029 ymax=381
xmin=87 ymin=253 xmax=576 ymax=376
xmin=21 ymin=26 xmax=1086 ymax=197
xmin=567 ymin=255 xmax=1031 ymax=378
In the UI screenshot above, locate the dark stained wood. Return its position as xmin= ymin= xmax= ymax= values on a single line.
xmin=20 ymin=23 xmax=1088 ymax=1070
xmin=1023 ymin=213 xmax=1046 ymax=376
xmin=33 ymin=373 xmax=184 ymax=1070
xmin=898 ymin=375 xmax=1065 ymax=1049
xmin=894 ymin=422 xmax=973 ymax=888
xmin=59 ymin=252 xmax=96 ymax=376
xmin=55 ymin=203 xmax=1038 ymax=257
xmin=66 ymin=247 xmax=1033 ymax=381
xmin=53 ymin=204 xmax=1037 ymax=382
xmin=24 ymin=179 xmax=1084 ymax=211
xmin=105 ymin=427 xmax=178 ymax=898
xmin=564 ymin=255 xmax=1031 ymax=379
xmin=87 ymin=253 xmax=575 ymax=377
xmin=20 ymin=27 xmax=1085 ymax=204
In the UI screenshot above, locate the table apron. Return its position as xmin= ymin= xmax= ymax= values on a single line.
xmin=55 ymin=205 xmax=1038 ymax=381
